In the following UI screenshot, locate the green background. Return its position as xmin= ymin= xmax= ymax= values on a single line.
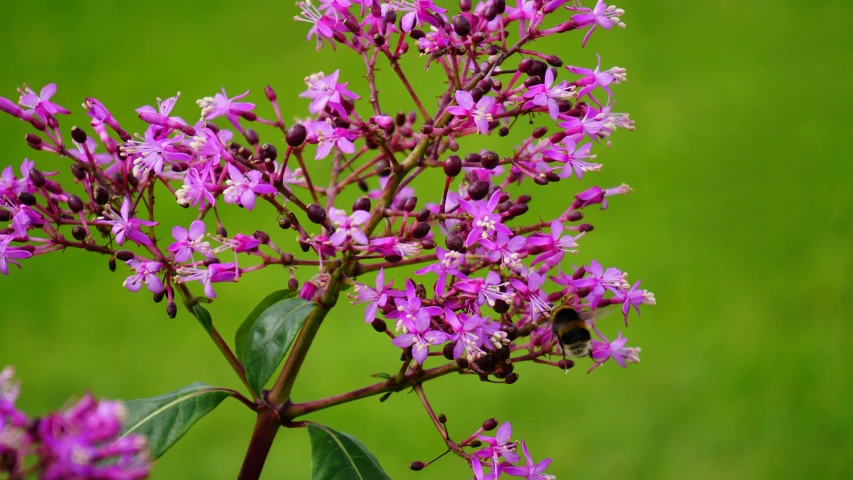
xmin=1 ymin=0 xmax=851 ymax=478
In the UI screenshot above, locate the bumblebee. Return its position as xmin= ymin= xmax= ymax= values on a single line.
xmin=550 ymin=305 xmax=592 ymax=360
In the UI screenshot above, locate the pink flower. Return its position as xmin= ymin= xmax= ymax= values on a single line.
xmin=99 ymin=198 xmax=158 ymax=247
xmin=197 ymin=88 xmax=255 ymax=132
xmin=223 ymin=164 xmax=277 ymax=210
xmin=0 ymin=235 xmax=32 ymax=275
xmin=566 ymin=54 xmax=626 ymax=107
xmin=17 ymin=83 xmax=70 ymax=117
xmin=447 ymin=90 xmax=498 ymax=135
xmin=569 ymin=0 xmax=626 ymax=47
xmin=168 ymin=221 xmax=210 ymax=263
xmin=122 ymin=260 xmax=164 ymax=294
xmin=299 ymin=70 xmax=360 ymax=117
xmin=503 ymin=441 xmax=554 ymax=480
xmin=588 ymin=331 xmax=640 ymax=372
xmin=329 ymin=208 xmax=371 ymax=246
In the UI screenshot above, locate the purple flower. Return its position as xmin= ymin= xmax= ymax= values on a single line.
xmin=566 ymin=54 xmax=626 ymax=107
xmin=167 ymin=221 xmax=210 ymax=262
xmin=136 ymin=92 xmax=181 ymax=117
xmin=447 ymin=90 xmax=497 ymax=135
xmin=569 ymin=0 xmax=626 ymax=48
xmin=443 ymin=308 xmax=490 ymax=361
xmin=223 ymin=164 xmax=277 ymax=210
xmin=386 ymin=279 xmax=442 ymax=332
xmin=99 ymin=198 xmax=158 ymax=247
xmin=122 ymin=260 xmax=164 ymax=294
xmin=311 ymin=122 xmax=356 ymax=160
xmin=0 ymin=159 xmax=39 ymax=197
xmin=510 ymin=272 xmax=553 ymax=322
xmin=612 ymin=280 xmax=655 ymax=325
xmin=177 ymin=262 xmax=238 ymax=298
xmin=522 ymin=68 xmax=577 ymax=120
xmin=124 ymin=127 xmax=192 ymax=177
xmin=527 ymin=220 xmax=584 ymax=266
xmin=563 ymin=260 xmax=627 ymax=309
xmin=329 ymin=208 xmax=371 ymax=246
xmin=542 ymin=137 xmax=599 ymax=179
xmin=17 ymin=83 xmax=70 ymax=118
xmin=6 ymin=204 xmax=44 ymax=237
xmin=414 ymin=248 xmax=466 ymax=295
xmin=176 ymin=167 xmax=216 ymax=209
xmin=455 ymin=271 xmax=514 ymax=309
xmin=389 ymin=282 xmax=448 ymax=364
xmin=476 ymin=421 xmax=520 ymax=464
xmin=480 ymin=233 xmax=527 ymax=273
xmin=299 ymin=70 xmax=360 ymax=117
xmin=503 ymin=441 xmax=555 ymax=480
xmin=398 ymin=0 xmax=448 ymax=32
xmin=459 ymin=190 xmax=512 ymax=247
xmin=351 ymin=268 xmax=403 ymax=323
xmin=368 ymin=236 xmax=423 ymax=259
xmin=589 ymin=331 xmax=640 ymax=372
xmin=295 ymin=1 xmax=349 ymax=50
xmin=196 ymin=88 xmax=255 ymax=132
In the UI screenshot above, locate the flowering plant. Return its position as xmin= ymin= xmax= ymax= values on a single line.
xmin=0 ymin=0 xmax=654 ymax=478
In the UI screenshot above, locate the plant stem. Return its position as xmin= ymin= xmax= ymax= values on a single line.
xmin=237 ymin=408 xmax=280 ymax=480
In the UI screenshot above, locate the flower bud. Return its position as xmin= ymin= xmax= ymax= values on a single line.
xmin=446 ymin=233 xmax=464 ymax=252
xmin=477 ymin=353 xmax=496 ymax=372
xmin=477 ymin=79 xmax=492 ymax=94
xmin=116 ymin=250 xmax=135 ymax=261
xmin=280 ymin=253 xmax=294 ymax=265
xmin=109 ymin=257 xmax=117 ymax=272
xmin=373 ymin=33 xmax=385 ymax=46
xmin=153 ymin=291 xmax=165 ymax=303
xmin=350 ymin=196 xmax=371 ymax=213
xmin=464 ymin=153 xmax=481 ymax=165
xmin=468 ymin=180 xmax=489 ymax=200
xmin=546 ymin=54 xmax=563 ymax=67
xmin=470 ymin=87 xmax=484 ymax=103
xmin=27 ymin=169 xmax=46 ymax=191
xmin=403 ymin=196 xmax=418 ymax=212
xmin=70 ymin=163 xmax=86 ymax=181
xmin=357 ymin=179 xmax=369 ymax=192
xmin=421 ymin=239 xmax=436 ymax=250
xmin=166 ymin=302 xmax=178 ymax=319
xmin=71 ymin=225 xmax=86 ymax=241
xmin=549 ymin=131 xmax=567 ymax=144
xmin=443 ymin=155 xmax=462 ymax=177
xmin=375 ymin=159 xmax=392 ymax=177
xmin=384 ymin=254 xmax=402 ymax=263
xmin=412 ymin=222 xmax=430 ymax=239
xmin=93 ymin=185 xmax=109 ymax=205
xmin=566 ymin=211 xmax=584 ymax=222
xmin=30 ymin=116 xmax=46 ymax=131
xmin=558 ymin=359 xmax=575 ymax=370
xmin=456 ymin=357 xmax=469 ymax=369
xmin=505 ymin=372 xmax=519 ymax=384
xmin=307 ymin=204 xmax=327 ymax=224
xmin=18 ymin=192 xmax=36 ymax=206
xmin=25 ymin=133 xmax=42 ymax=145
xmin=204 ymin=257 xmax=221 ymax=267
xmin=452 ymin=15 xmax=471 ymax=36
xmin=459 ymin=0 xmax=471 ymax=11
xmin=492 ymin=79 xmax=503 ymax=91
xmin=469 ymin=439 xmax=482 ymax=448
xmin=578 ymin=223 xmax=594 ymax=232
xmin=518 ymin=58 xmax=533 ymax=73
xmin=253 ymin=230 xmax=270 ymax=244
xmin=482 ymin=418 xmax=498 ymax=431
xmin=409 ymin=29 xmax=425 ymax=39
xmin=264 ymin=85 xmax=277 ymax=101
xmin=493 ymin=299 xmax=510 ymax=314
xmin=259 ymin=143 xmax=277 ymax=162
xmin=443 ymin=342 xmax=456 ymax=360
xmin=409 ymin=462 xmax=425 ymax=471
xmin=484 ymin=3 xmax=497 ymax=20
xmin=371 ymin=318 xmax=387 ymax=332
xmin=528 ymin=60 xmax=547 ymax=77
xmin=243 ymin=128 xmax=259 ymax=147
xmin=508 ymin=203 xmax=529 ymax=217
xmin=501 ymin=323 xmax=518 ymax=341
xmin=384 ymin=9 xmax=397 ymax=24
xmin=216 ymin=225 xmax=228 ymax=238
xmin=420 ymin=124 xmax=433 ymax=135
xmin=71 ymin=126 xmax=87 ymax=144
xmin=498 ymin=126 xmax=509 ymax=137
xmin=494 ymin=0 xmax=506 ymax=13
xmin=532 ymin=126 xmax=548 ymax=138
xmin=524 ymin=75 xmax=543 ymax=88
xmin=288 ymin=278 xmax=299 ymax=291
xmin=240 ymin=111 xmax=257 ymax=121
xmin=533 ymin=175 xmax=549 ymax=186
xmin=68 ymin=194 xmax=84 ymax=213
xmin=278 ymin=217 xmax=292 ymax=229
xmin=438 ymin=413 xmax=447 ymax=424
xmin=481 ymin=151 xmax=499 ymax=169
xmin=0 ymin=211 xmax=10 ymax=222
xmin=572 ymin=266 xmax=586 ymax=280
xmin=416 ymin=208 xmax=430 ymax=222
xmin=285 ymin=123 xmax=307 ymax=147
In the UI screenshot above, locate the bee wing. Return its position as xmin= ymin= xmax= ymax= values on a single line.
xmin=579 ymin=307 xmax=617 ymax=324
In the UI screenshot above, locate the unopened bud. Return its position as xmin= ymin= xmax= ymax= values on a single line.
xmin=288 ymin=278 xmax=299 ymax=291
xmin=67 ymin=195 xmax=84 ymax=213
xmin=278 ymin=217 xmax=292 ymax=229
xmin=482 ymin=418 xmax=498 ymax=431
xmin=71 ymin=126 xmax=87 ymax=144
xmin=166 ymin=302 xmax=177 ymax=319
xmin=452 ymin=15 xmax=471 ymax=36
xmin=443 ymin=155 xmax=462 ymax=177
xmin=443 ymin=342 xmax=456 ymax=360
xmin=409 ymin=461 xmax=425 ymax=471
xmin=481 ymin=151 xmax=499 ymax=169
xmin=528 ymin=60 xmax=547 ymax=77
xmin=25 ymin=133 xmax=42 ymax=145
xmin=353 ymin=196 xmax=371 ymax=212
xmin=285 ymin=123 xmax=307 ymax=147
xmin=505 ymin=372 xmax=519 ymax=384
xmin=371 ymin=318 xmax=387 ymax=332
xmin=306 ymin=204 xmax=327 ymax=224
xmin=71 ymin=225 xmax=86 ymax=241
xmin=412 ymin=222 xmax=430 ymax=239
xmin=403 ymin=196 xmax=417 ymax=212
xmin=264 ymin=85 xmax=277 ymax=101
xmin=153 ymin=291 xmax=165 ymax=303
xmin=524 ymin=75 xmax=543 ymax=88
xmin=446 ymin=233 xmax=464 ymax=252
xmin=259 ymin=143 xmax=277 ymax=161
xmin=29 ymin=169 xmax=45 ymax=188
xmin=108 ymin=257 xmax=117 ymax=272
xmin=566 ymin=211 xmax=584 ymax=222
xmin=70 ymin=164 xmax=86 ymax=181
xmin=93 ymin=185 xmax=109 ymax=205
xmin=518 ymin=58 xmax=533 ymax=73
xmin=253 ymin=230 xmax=270 ymax=243
xmin=17 ymin=192 xmax=35 ymax=206
xmin=216 ymin=225 xmax=227 ymax=238
xmin=578 ymin=223 xmax=594 ymax=232
xmin=468 ymin=180 xmax=489 ymax=200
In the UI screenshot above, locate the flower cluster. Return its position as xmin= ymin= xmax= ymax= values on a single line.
xmin=0 ymin=366 xmax=149 ymax=479
xmin=0 ymin=0 xmax=651 ymax=476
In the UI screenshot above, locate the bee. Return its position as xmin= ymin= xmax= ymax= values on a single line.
xmin=550 ymin=305 xmax=593 ymax=361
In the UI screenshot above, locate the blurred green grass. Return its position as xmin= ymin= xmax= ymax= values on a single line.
xmin=1 ymin=0 xmax=852 ymax=478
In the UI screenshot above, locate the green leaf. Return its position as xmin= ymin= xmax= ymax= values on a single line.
xmin=120 ymin=383 xmax=230 ymax=459
xmin=234 ymin=289 xmax=297 ymax=360
xmin=241 ymin=295 xmax=314 ymax=396
xmin=370 ymin=372 xmax=393 ymax=380
xmin=307 ymin=424 xmax=391 ymax=480
xmin=192 ymin=305 xmax=213 ymax=333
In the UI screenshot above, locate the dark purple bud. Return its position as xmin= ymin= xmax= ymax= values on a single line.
xmin=412 ymin=222 xmax=430 ymax=239
xmin=384 ymin=254 xmax=402 ymax=263
xmin=216 ymin=225 xmax=228 ymax=238
xmin=524 ymin=75 xmax=543 ymax=88
xmin=153 ymin=291 xmax=165 ymax=303
xmin=501 ymin=323 xmax=518 ymax=341
xmin=334 ymin=117 xmax=350 ymax=129
xmin=353 ymin=196 xmax=371 ymax=212
xmin=44 ymin=181 xmax=63 ymax=195
xmin=566 ymin=211 xmax=584 ymax=221
xmin=456 ymin=357 xmax=469 ymax=369
xmin=465 ymin=153 xmax=481 ymax=165
xmin=438 ymin=414 xmax=447 ymax=424
xmin=127 ymin=173 xmax=140 ymax=188
xmin=264 ymin=85 xmax=276 ymax=101
xmin=278 ymin=217 xmax=292 ymax=229
xmin=508 ymin=203 xmax=528 ymax=217
xmin=373 ymin=33 xmax=386 ymax=46
xmin=28 ymin=169 xmax=45 ymax=189
xmin=260 ymin=143 xmax=278 ymax=162
xmin=578 ymin=223 xmax=594 ymax=232
xmin=545 ymin=172 xmax=561 ymax=183
xmin=285 ymin=123 xmax=307 ymax=147
xmin=68 ymin=194 xmax=84 ymax=213
xmin=484 ymin=3 xmax=498 ymax=20
xmin=557 ymin=99 xmax=573 ymax=112
xmin=409 ymin=29 xmax=426 ymax=39
xmin=494 ymin=0 xmax=506 ymax=13
xmin=477 ymin=353 xmax=496 ymax=372
xmin=468 ymin=180 xmax=489 ymax=200
xmin=167 ymin=302 xmax=178 ymax=319
xmin=375 ymin=159 xmax=392 ymax=176
xmin=117 ymin=128 xmax=132 ymax=142
xmin=30 ymin=116 xmax=46 ymax=131
xmin=0 ymin=211 xmax=10 ymax=222
xmin=505 ymin=373 xmax=519 ymax=384
xmin=443 ymin=342 xmax=456 ymax=360
xmin=493 ymin=345 xmax=510 ymax=363
xmin=572 ymin=266 xmax=586 ymax=280
xmin=109 ymin=257 xmax=117 ymax=272
xmin=565 ymin=108 xmax=583 ymax=117
xmin=421 ymin=239 xmax=436 ymax=250
xmin=244 ymin=128 xmax=259 ymax=146
xmin=420 ymin=124 xmax=434 ymax=135
xmin=416 ymin=208 xmax=430 ymax=222
xmin=443 ymin=155 xmax=462 ymax=177
xmin=280 ymin=253 xmax=294 ymax=265
xmin=409 ymin=462 xmax=425 ymax=471
xmin=470 ymin=87 xmax=484 ymax=103
xmin=357 ymin=179 xmax=369 ymax=192
xmin=498 ymin=127 xmax=509 ymax=137
xmin=71 ymin=126 xmax=87 ymax=144
xmin=116 ymin=250 xmax=135 ymax=261
xmin=549 ymin=131 xmax=567 ymax=144
xmin=546 ymin=55 xmax=563 ymax=67
xmin=598 ymin=298 xmax=612 ymax=307
xmin=371 ymin=318 xmax=387 ymax=332
xmin=24 ymin=133 xmax=42 ymax=145
xmin=558 ymin=359 xmax=575 ymax=370
xmin=93 ymin=186 xmax=109 ymax=206
xmin=518 ymin=58 xmax=533 ymax=73
xmin=517 ymin=195 xmax=532 ymax=204
xmin=448 ymin=139 xmax=459 ymax=152
xmin=532 ymin=126 xmax=548 ymax=138
xmin=477 ymin=79 xmax=492 ymax=93
xmin=492 ymin=79 xmax=503 ymax=91
xmin=482 ymin=418 xmax=498 ymax=431
xmin=528 ymin=60 xmax=547 ymax=77
xmin=71 ymin=225 xmax=86 ymax=241
xmin=240 ymin=111 xmax=257 ymax=121
xmin=204 ymin=121 xmax=220 ymax=133
xmin=403 ymin=196 xmax=418 ymax=212
xmin=452 ymin=15 xmax=471 ymax=36
xmin=253 ymin=230 xmax=270 ymax=244
xmin=307 ymin=204 xmax=327 ymax=224
xmin=446 ymin=233 xmax=464 ymax=252
xmin=395 ymin=111 xmax=406 ymax=126
xmin=493 ymin=299 xmax=510 ymax=314
xmin=384 ymin=9 xmax=397 ymax=24
xmin=459 ymin=0 xmax=471 ymax=11
xmin=481 ymin=151 xmax=499 ymax=169
xmin=533 ymin=175 xmax=549 ymax=186
xmin=288 ymin=278 xmax=299 ymax=291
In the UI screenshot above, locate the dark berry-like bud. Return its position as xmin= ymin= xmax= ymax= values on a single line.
xmin=412 ymin=222 xmax=430 ymax=239
xmin=216 ymin=225 xmax=228 ymax=239
xmin=484 ymin=3 xmax=497 ymax=20
xmin=416 ymin=207 xmax=430 ymax=222
xmin=505 ymin=373 xmax=519 ymax=384
xmin=288 ymin=278 xmax=299 ymax=291
xmin=469 ymin=439 xmax=482 ymax=448
xmin=498 ymin=126 xmax=509 ymax=137
xmin=403 ymin=196 xmax=417 ymax=212
xmin=546 ymin=54 xmax=563 ymax=67
xmin=253 ymin=230 xmax=270 ymax=243
xmin=477 ymin=79 xmax=492 ymax=93
xmin=493 ymin=299 xmax=510 ymax=314
xmin=566 ymin=211 xmax=584 ymax=222
xmin=357 ymin=179 xmax=369 ymax=192
xmin=508 ymin=203 xmax=528 ymax=217
xmin=93 ymin=185 xmax=109 ymax=205
xmin=264 ymin=85 xmax=276 ymax=101
xmin=278 ymin=217 xmax=292 ymax=230
xmin=409 ymin=29 xmax=425 ymax=39
xmin=492 ymin=79 xmax=503 ymax=91
xmin=532 ymin=126 xmax=548 ymax=138
xmin=468 ymin=180 xmax=489 ymax=200
xmin=578 ymin=223 xmax=594 ymax=232
xmin=384 ymin=9 xmax=397 ymax=23
xmin=71 ymin=225 xmax=86 ymax=241
xmin=25 ymin=133 xmax=42 ymax=145
xmin=0 ymin=211 xmax=10 ymax=222
xmin=68 ymin=195 xmax=84 ymax=213
xmin=420 ymin=124 xmax=433 ymax=135
xmin=285 ymin=123 xmax=307 ymax=147
xmin=371 ymin=318 xmax=387 ymax=332
xmin=153 ymin=291 xmax=165 ymax=303
xmin=465 ymin=152 xmax=481 ymax=165
xmin=384 ymin=254 xmax=402 ymax=263
xmin=517 ymin=195 xmax=532 ymax=204
xmin=470 ymin=87 xmax=484 ymax=103
xmin=204 ymin=257 xmax=221 ymax=267
xmin=375 ymin=159 xmax=392 ymax=176
xmin=116 ymin=250 xmax=134 ymax=261
xmin=493 ymin=346 xmax=510 ymax=363
xmin=558 ymin=359 xmax=575 ymax=370
xmin=501 ymin=323 xmax=518 ymax=341
xmin=482 ymin=418 xmax=498 ymax=431
xmin=438 ymin=413 xmax=447 ymax=424
xmin=446 ymin=233 xmax=464 ymax=252
xmin=353 ymin=196 xmax=371 ymax=212
xmin=29 ymin=169 xmax=45 ymax=188
xmin=306 ymin=204 xmax=327 ymax=224
xmin=244 ymin=128 xmax=259 ymax=146
xmin=443 ymin=342 xmax=456 ymax=360
xmin=557 ymin=99 xmax=573 ymax=112
xmin=459 ymin=0 xmax=471 ymax=11
xmin=481 ymin=151 xmax=499 ymax=169
xmin=70 ymin=163 xmax=86 ymax=181
xmin=409 ymin=461 xmax=425 ymax=471
xmin=456 ymin=357 xmax=469 ymax=369
xmin=280 ymin=253 xmax=294 ymax=265
xmin=477 ymin=353 xmax=496 ymax=372
xmin=545 ymin=172 xmax=561 ymax=183
xmin=109 ymin=257 xmax=117 ymax=272
xmin=565 ymin=108 xmax=582 ymax=117
xmin=549 ymin=131 xmax=567 ymax=144
xmin=166 ymin=302 xmax=178 ymax=319
xmin=452 ymin=14 xmax=471 ymax=36
xmin=524 ymin=75 xmax=543 ymax=88
xmin=18 ymin=192 xmax=36 ymax=206
xmin=259 ymin=143 xmax=278 ymax=162
xmin=528 ymin=60 xmax=547 ymax=77
xmin=240 ymin=111 xmax=257 ymax=121
xmin=127 ymin=173 xmax=140 ymax=188
xmin=494 ymin=0 xmax=506 ymax=13
xmin=443 ymin=155 xmax=462 ymax=177
xmin=71 ymin=126 xmax=87 ymax=144
xmin=533 ymin=175 xmax=549 ymax=186
xmin=518 ymin=58 xmax=533 ymax=73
